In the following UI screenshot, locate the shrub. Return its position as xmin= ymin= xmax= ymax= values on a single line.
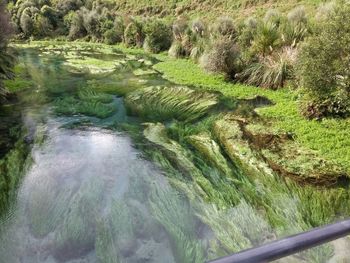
xmin=143 ymin=20 xmax=172 ymax=53
xmin=172 ymin=16 xmax=189 ymax=41
xmin=0 ymin=2 xmax=14 ymax=101
xmin=55 ymin=0 xmax=83 ymax=16
xmin=237 ymin=16 xmax=258 ymax=49
xmin=287 ymin=6 xmax=307 ymax=25
xmin=212 ymin=16 xmax=236 ymax=39
xmin=20 ymin=11 xmax=34 ymax=37
xmin=279 ymin=6 xmax=309 ymax=47
xmin=236 ymin=48 xmax=296 ymax=89
xmin=82 ymin=9 xmax=100 ymax=38
xmin=297 ymin=1 xmax=350 ymax=118
xmin=103 ymin=29 xmax=118 ymax=45
xmin=168 ymin=41 xmax=186 ymax=58
xmin=191 ymin=19 xmax=206 ymax=37
xmin=112 ymin=16 xmax=125 ymax=43
xmin=279 ymin=19 xmax=308 ymax=47
xmin=251 ymin=21 xmax=280 ymax=56
xmin=40 ymin=5 xmax=59 ymax=27
xmin=0 ymin=1 xmax=13 ymax=45
xmin=63 ymin=10 xmax=75 ymax=33
xmin=264 ymin=9 xmax=282 ymax=26
xmin=316 ymin=2 xmax=335 ymax=21
xmin=33 ymin=14 xmax=53 ymax=37
xmin=68 ymin=10 xmax=86 ymax=40
xmin=199 ymin=37 xmax=240 ymax=77
xmin=124 ymin=19 xmax=145 ymax=48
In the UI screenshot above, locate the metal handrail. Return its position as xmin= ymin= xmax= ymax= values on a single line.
xmin=208 ymin=219 xmax=350 ymax=263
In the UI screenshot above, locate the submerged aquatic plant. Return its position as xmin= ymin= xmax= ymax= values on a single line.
xmin=95 ymin=199 xmax=135 ymax=262
xmin=125 ymin=86 xmax=218 ymax=122
xmin=78 ymin=87 xmax=114 ymax=104
xmin=54 ymin=93 xmax=115 ymax=119
xmin=150 ymin=183 xmax=204 ymax=263
xmin=53 ymin=177 xmax=105 ymax=261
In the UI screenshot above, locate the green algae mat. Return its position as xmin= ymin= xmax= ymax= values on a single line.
xmin=0 ymin=42 xmax=350 ymax=263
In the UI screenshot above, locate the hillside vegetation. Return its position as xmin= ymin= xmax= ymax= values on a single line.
xmin=100 ymin=0 xmax=326 ymax=19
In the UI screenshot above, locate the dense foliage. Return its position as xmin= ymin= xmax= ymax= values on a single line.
xmin=298 ymin=1 xmax=350 ymax=118
xmin=0 ymin=0 xmax=14 ymax=101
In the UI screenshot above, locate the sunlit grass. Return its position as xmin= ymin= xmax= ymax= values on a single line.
xmin=154 ymin=59 xmax=350 ymax=173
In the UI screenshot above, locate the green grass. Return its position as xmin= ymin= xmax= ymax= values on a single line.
xmin=154 ymin=58 xmax=350 ymax=173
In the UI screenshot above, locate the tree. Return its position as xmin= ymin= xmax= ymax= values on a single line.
xmin=298 ymin=0 xmax=350 ymax=118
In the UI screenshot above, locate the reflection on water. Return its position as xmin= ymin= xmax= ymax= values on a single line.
xmin=1 ymin=122 xmax=181 ymax=262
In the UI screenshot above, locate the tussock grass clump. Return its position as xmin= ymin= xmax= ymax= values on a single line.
xmin=200 ymin=38 xmax=240 ymax=77
xmin=212 ymin=16 xmax=236 ymax=39
xmin=168 ymin=41 xmax=186 ymax=58
xmin=125 ymin=86 xmax=219 ymax=122
xmin=236 ymin=48 xmax=295 ymax=89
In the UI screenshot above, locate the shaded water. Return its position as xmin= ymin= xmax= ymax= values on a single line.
xmin=0 ymin=44 xmax=349 ymax=263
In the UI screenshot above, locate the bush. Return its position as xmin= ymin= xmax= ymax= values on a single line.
xmin=237 ymin=16 xmax=258 ymax=49
xmin=20 ymin=11 xmax=34 ymax=37
xmin=199 ymin=38 xmax=240 ymax=77
xmin=68 ymin=10 xmax=86 ymax=40
xmin=143 ymin=20 xmax=172 ymax=53
xmin=251 ymin=21 xmax=280 ymax=56
xmin=297 ymin=1 xmax=350 ymax=118
xmin=82 ymin=9 xmax=100 ymax=38
xmin=33 ymin=14 xmax=53 ymax=37
xmin=168 ymin=41 xmax=186 ymax=58
xmin=0 ymin=2 xmax=14 ymax=101
xmin=212 ymin=17 xmax=236 ymax=39
xmin=191 ymin=19 xmax=206 ymax=37
xmin=172 ymin=17 xmax=189 ymax=41
xmin=236 ymin=47 xmax=296 ymax=89
xmin=112 ymin=16 xmax=125 ymax=43
xmin=124 ymin=19 xmax=145 ymax=48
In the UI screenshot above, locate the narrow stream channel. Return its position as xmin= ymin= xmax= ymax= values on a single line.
xmin=0 ymin=44 xmax=349 ymax=263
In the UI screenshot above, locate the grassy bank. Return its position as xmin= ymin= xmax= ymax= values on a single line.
xmin=154 ymin=58 xmax=350 ymax=174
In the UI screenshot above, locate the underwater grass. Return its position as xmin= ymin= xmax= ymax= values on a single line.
xmin=54 ymin=95 xmax=115 ymax=119
xmin=140 ymin=120 xmax=340 ymax=262
xmin=0 ymin=136 xmax=31 ymax=216
xmin=53 ymin=177 xmax=105 ymax=260
xmin=125 ymin=86 xmax=219 ymax=122
xmin=78 ymin=87 xmax=114 ymax=104
xmin=150 ymin=183 xmax=205 ymax=263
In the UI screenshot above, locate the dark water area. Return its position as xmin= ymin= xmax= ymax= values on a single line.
xmin=0 ymin=44 xmax=349 ymax=263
